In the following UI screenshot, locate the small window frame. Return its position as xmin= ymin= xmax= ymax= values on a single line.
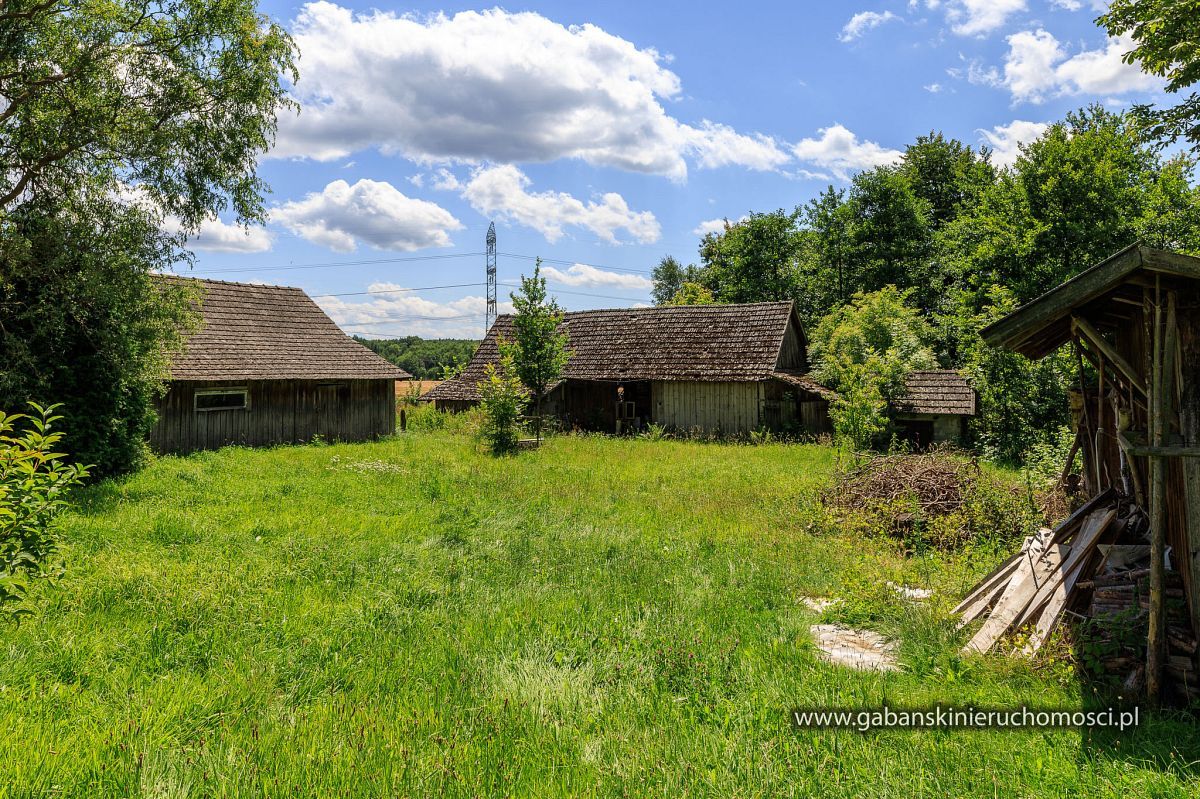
xmin=194 ymin=387 xmax=250 ymax=413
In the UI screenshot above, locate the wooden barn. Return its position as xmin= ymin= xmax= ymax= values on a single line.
xmin=981 ymin=244 xmax=1200 ymax=701
xmin=893 ymin=370 xmax=977 ymax=447
xmin=149 ymin=277 xmax=410 ymax=454
xmin=425 ymin=301 xmax=834 ymax=435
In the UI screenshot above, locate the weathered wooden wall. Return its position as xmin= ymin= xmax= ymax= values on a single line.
xmin=150 ymin=379 xmax=395 ymax=454
xmin=777 ymin=322 xmax=807 ymax=371
xmin=651 ymin=380 xmax=764 ymax=433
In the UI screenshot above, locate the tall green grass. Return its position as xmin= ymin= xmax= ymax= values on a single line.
xmin=0 ymin=432 xmax=1196 ymax=797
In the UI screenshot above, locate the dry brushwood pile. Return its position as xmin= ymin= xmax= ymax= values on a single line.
xmin=825 ymin=450 xmax=978 ymax=518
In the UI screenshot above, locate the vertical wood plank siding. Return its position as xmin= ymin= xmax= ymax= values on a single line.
xmin=651 ymin=381 xmax=765 ymax=434
xmin=149 ymin=379 xmax=395 ymax=454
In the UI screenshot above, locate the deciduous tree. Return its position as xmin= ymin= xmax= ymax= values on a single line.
xmin=501 ymin=261 xmax=571 ymax=443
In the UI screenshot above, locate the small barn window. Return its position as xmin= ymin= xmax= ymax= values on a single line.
xmin=195 ymin=388 xmax=249 ymax=412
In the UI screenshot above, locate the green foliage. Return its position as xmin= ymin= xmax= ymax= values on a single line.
xmin=650 ymin=255 xmax=703 ymax=306
xmin=810 ymin=287 xmax=938 ymax=449
xmin=354 ymin=336 xmax=478 ymax=380
xmin=501 ymin=261 xmax=571 ymax=440
xmin=0 ymin=0 xmax=297 ymax=477
xmin=698 ymin=209 xmax=804 ymax=304
xmin=0 ymin=0 xmax=297 ymax=224
xmin=0 ymin=403 xmax=89 ymax=616
xmin=0 ymin=194 xmax=198 ymax=477
xmin=826 ymin=364 xmax=888 ymax=451
xmin=477 ymin=353 xmax=529 ymax=455
xmin=1101 ymin=0 xmax=1200 ymax=155
xmin=667 ymin=281 xmax=715 ymax=306
xmin=954 ymin=286 xmax=1074 ymax=464
xmin=798 ymin=186 xmax=853 ymax=317
xmin=845 ymin=166 xmax=931 ymax=296
xmin=404 ymin=402 xmax=483 ymax=435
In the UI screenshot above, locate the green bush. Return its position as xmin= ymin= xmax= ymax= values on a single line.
xmin=477 ymin=354 xmax=529 ymax=455
xmin=1 ymin=403 xmax=89 ymax=617
xmin=404 ymin=403 xmax=483 ymax=435
xmin=0 ymin=195 xmax=197 ymax=478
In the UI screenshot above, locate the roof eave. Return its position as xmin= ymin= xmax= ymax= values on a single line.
xmin=981 ymin=244 xmax=1200 ymax=358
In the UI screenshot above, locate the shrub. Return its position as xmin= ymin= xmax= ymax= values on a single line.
xmin=0 ymin=196 xmax=198 ymax=478
xmin=477 ymin=354 xmax=529 ymax=455
xmin=1 ymin=403 xmax=89 ymax=617
xmin=404 ymin=403 xmax=484 ymax=435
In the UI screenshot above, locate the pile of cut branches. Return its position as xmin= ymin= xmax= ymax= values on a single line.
xmin=825 ymin=450 xmax=978 ymax=517
xmin=822 ymin=449 xmax=1038 ymax=549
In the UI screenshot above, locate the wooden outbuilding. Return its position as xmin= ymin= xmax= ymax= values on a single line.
xmin=150 ymin=277 xmax=409 ymax=453
xmin=982 ymin=244 xmax=1200 ymax=701
xmin=425 ymin=301 xmax=834 ymax=435
xmin=894 ymin=370 xmax=976 ymax=447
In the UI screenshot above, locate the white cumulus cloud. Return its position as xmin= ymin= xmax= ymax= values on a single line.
xmin=158 ymin=214 xmax=274 ymax=254
xmin=978 ymin=119 xmax=1050 ymax=167
xmin=540 ymin=264 xmax=653 ymax=290
xmin=791 ymin=124 xmax=902 ymax=180
xmin=692 ymin=216 xmax=749 ymax=236
xmin=947 ymin=0 xmax=1026 ymax=37
xmin=320 ymin=282 xmax=508 ymax=339
xmin=275 ymin=2 xmax=787 ymax=180
xmin=461 ymin=165 xmax=661 ymax=245
xmin=271 ymin=179 xmax=463 ymax=252
xmin=185 ymin=219 xmax=274 ymax=254
xmin=839 ymin=11 xmax=899 ymax=42
xmin=999 ymin=29 xmax=1158 ymax=104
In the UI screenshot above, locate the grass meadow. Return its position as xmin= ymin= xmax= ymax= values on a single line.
xmin=2 ymin=428 xmax=1198 ymax=797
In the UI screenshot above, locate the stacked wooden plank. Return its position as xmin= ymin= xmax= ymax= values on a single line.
xmin=956 ymin=488 xmax=1200 ymax=703
xmin=956 ymin=490 xmax=1123 ymax=655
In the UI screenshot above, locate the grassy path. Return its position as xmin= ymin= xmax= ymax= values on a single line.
xmin=1 ymin=433 xmax=1196 ymax=796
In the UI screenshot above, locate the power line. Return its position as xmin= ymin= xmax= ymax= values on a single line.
xmin=311 ymin=282 xmax=484 ymax=299
xmin=498 ymin=252 xmax=654 ymax=275
xmin=497 ymin=282 xmax=646 ymax=303
xmin=188 ymin=252 xmax=485 ymax=275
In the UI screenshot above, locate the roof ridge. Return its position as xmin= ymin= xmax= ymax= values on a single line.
xmin=157 ymin=273 xmax=304 ymax=292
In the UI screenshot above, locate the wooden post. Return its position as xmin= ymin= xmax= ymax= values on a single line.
xmin=1180 ymin=287 xmax=1200 ymax=640
xmin=1147 ymin=281 xmax=1167 ymax=703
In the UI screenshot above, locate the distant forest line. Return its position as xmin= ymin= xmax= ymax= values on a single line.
xmin=355 ymin=336 xmax=478 ymax=380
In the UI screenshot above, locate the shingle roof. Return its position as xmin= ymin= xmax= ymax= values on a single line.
xmin=426 ymin=302 xmax=810 ymax=402
xmin=772 ymin=369 xmax=838 ymax=400
xmin=165 ymin=276 xmax=410 ymax=381
xmin=895 ymin=370 xmax=976 ymax=416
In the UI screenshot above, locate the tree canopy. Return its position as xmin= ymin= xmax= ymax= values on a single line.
xmin=0 ymin=0 xmax=296 ymax=226
xmin=0 ymin=0 xmax=297 ymax=476
xmin=1101 ymin=0 xmax=1200 ymax=155
xmin=650 ymin=105 xmax=1200 ymax=462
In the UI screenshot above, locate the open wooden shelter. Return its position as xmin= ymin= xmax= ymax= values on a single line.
xmin=982 ymin=244 xmax=1200 ymax=701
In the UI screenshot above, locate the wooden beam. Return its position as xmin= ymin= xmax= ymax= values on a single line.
xmin=1072 ymin=316 xmax=1148 ymax=396
xmin=1141 ymin=247 xmax=1200 ymax=280
xmin=1147 ymin=281 xmax=1168 ymax=704
xmin=982 ymin=244 xmax=1143 ymax=351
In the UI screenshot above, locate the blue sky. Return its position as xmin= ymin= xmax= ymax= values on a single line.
xmin=177 ymin=0 xmax=1161 ymax=339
